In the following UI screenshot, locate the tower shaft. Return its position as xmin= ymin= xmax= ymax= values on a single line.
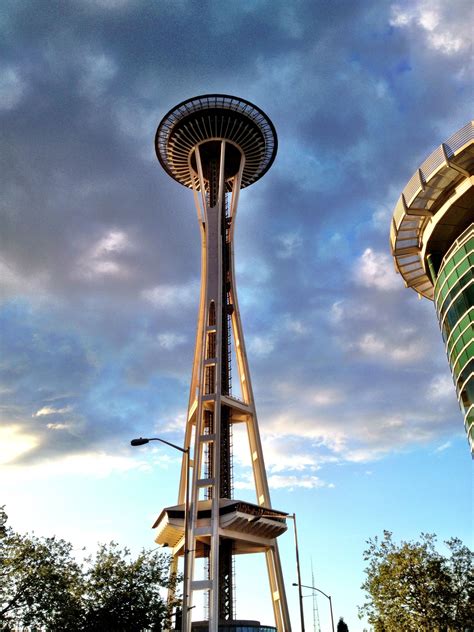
xmin=184 ymin=140 xmax=288 ymax=630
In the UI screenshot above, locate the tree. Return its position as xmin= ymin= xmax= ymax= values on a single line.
xmin=337 ymin=617 xmax=349 ymax=632
xmin=359 ymin=530 xmax=474 ymax=631
xmin=0 ymin=526 xmax=84 ymax=630
xmin=0 ymin=509 xmax=177 ymax=631
xmin=83 ymin=542 xmax=176 ymax=631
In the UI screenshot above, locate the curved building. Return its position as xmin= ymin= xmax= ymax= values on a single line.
xmin=153 ymin=95 xmax=291 ymax=632
xmin=390 ymin=120 xmax=474 ymax=453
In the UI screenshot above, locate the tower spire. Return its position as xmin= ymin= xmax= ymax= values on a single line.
xmin=311 ymin=560 xmax=321 ymax=632
xmin=152 ymin=95 xmax=291 ymax=632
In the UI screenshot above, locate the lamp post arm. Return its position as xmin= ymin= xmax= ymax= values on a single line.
xmin=148 ymin=437 xmax=188 ymax=454
xmin=298 ymin=583 xmax=330 ymax=601
xmin=296 ymin=584 xmax=334 ymax=632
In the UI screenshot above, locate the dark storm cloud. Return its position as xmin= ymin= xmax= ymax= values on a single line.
xmin=1 ymin=0 xmax=472 ymax=469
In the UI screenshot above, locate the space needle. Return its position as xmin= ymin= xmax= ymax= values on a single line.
xmin=152 ymin=95 xmax=292 ymax=631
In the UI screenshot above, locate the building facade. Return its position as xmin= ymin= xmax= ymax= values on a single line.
xmin=390 ymin=121 xmax=474 ymax=452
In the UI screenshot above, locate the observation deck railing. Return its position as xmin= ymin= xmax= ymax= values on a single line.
xmin=390 ymin=121 xmax=474 ymax=299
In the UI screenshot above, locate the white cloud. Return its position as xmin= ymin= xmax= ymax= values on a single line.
xmin=283 ymin=316 xmax=308 ymax=337
xmin=79 ymin=51 xmax=117 ymax=98
xmin=352 ymin=331 xmax=427 ymax=363
xmin=371 ymin=205 xmax=392 ymax=231
xmin=248 ymin=335 xmax=275 ymax=356
xmin=75 ymin=229 xmax=134 ymax=279
xmin=267 ymin=474 xmax=330 ymax=490
xmin=310 ymin=388 xmax=343 ymax=406
xmin=158 ymin=412 xmax=188 ymax=434
xmin=354 ymin=248 xmax=400 ymax=291
xmin=434 ymin=440 xmax=452 ymax=453
xmin=2 ymin=451 xmax=151 ymax=478
xmin=141 ymin=280 xmax=199 ymax=308
xmin=428 ymin=373 xmax=455 ymax=400
xmin=233 ymin=471 xmax=332 ymax=492
xmin=0 ymin=426 xmax=39 ymax=465
xmin=95 ymin=231 xmax=127 ymax=254
xmin=34 ymin=406 xmax=73 ymax=417
xmin=0 ymin=66 xmax=26 ymax=111
xmin=158 ymin=332 xmax=187 ymax=349
xmin=0 ymin=258 xmax=50 ymax=300
xmin=79 ymin=0 xmax=136 ymax=9
xmin=275 ymin=231 xmax=303 ymax=259
xmin=390 ymin=1 xmax=470 ymax=55
xmin=46 ymin=423 xmax=69 ymax=430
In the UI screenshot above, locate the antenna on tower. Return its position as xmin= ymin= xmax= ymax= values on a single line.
xmin=311 ymin=559 xmax=322 ymax=632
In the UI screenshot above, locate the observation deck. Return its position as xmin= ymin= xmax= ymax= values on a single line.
xmin=155 ymin=94 xmax=277 ymax=191
xmin=153 ymin=500 xmax=288 ymax=556
xmin=390 ymin=121 xmax=474 ymax=299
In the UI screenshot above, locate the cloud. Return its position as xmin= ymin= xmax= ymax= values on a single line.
xmin=267 ymin=474 xmax=330 ymax=490
xmin=0 ymin=66 xmax=26 ymax=111
xmin=390 ymin=1 xmax=472 ymax=55
xmin=75 ymin=229 xmax=135 ymax=279
xmin=233 ymin=471 xmax=333 ymax=492
xmin=0 ymin=0 xmax=470 ymax=485
xmin=275 ymin=231 xmax=303 ymax=259
xmin=354 ymin=248 xmax=401 ymax=291
xmin=79 ymin=51 xmax=118 ymax=99
xmin=428 ymin=373 xmax=456 ymax=401
xmin=34 ymin=406 xmax=73 ymax=417
xmin=2 ymin=450 xmax=151 ymax=478
xmin=434 ymin=440 xmax=452 ymax=454
xmin=248 ymin=335 xmax=275 ymax=357
xmin=351 ymin=330 xmax=428 ymax=364
xmin=141 ymin=281 xmax=199 ymax=309
xmin=157 ymin=332 xmax=187 ymax=349
xmin=0 ymin=426 xmax=39 ymax=465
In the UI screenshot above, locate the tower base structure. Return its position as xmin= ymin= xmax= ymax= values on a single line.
xmin=190 ymin=622 xmax=276 ymax=632
xmin=390 ymin=120 xmax=474 ymax=452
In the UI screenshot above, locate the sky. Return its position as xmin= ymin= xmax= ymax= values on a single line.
xmin=0 ymin=0 xmax=473 ymax=630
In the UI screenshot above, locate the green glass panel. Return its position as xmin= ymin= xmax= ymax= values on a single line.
xmin=457 ymin=259 xmax=470 ymax=275
xmin=465 ymin=236 xmax=474 ymax=251
xmin=442 ymin=258 xmax=455 ymax=276
xmin=452 ymin=245 xmax=467 ymax=266
xmin=462 ymin=334 xmax=473 ymax=349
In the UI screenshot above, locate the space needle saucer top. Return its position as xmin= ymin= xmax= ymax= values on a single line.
xmin=155 ymin=94 xmax=277 ymax=190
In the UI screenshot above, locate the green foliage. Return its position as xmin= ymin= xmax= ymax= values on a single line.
xmin=359 ymin=530 xmax=474 ymax=631
xmin=0 ymin=509 xmax=178 ymax=631
xmin=83 ymin=542 xmax=174 ymax=631
xmin=0 ymin=527 xmax=84 ymax=630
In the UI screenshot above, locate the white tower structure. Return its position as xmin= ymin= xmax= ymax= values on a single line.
xmin=152 ymin=95 xmax=291 ymax=632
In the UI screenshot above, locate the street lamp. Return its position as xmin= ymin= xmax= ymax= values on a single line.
xmin=293 ymin=582 xmax=335 ymax=632
xmin=131 ymin=436 xmax=190 ymax=632
xmin=250 ymin=512 xmax=305 ymax=632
